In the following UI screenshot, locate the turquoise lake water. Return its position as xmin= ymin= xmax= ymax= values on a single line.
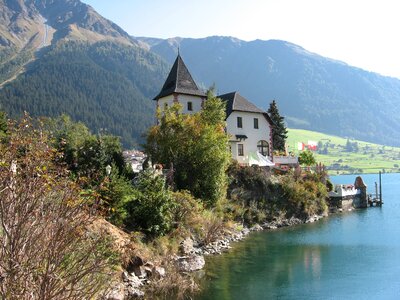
xmin=196 ymin=173 xmax=400 ymax=299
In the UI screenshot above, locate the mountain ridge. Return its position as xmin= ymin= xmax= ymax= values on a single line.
xmin=2 ymin=0 xmax=400 ymax=148
xmin=137 ymin=35 xmax=400 ymax=146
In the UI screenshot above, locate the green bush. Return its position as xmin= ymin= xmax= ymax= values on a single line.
xmin=124 ymin=170 xmax=175 ymax=237
xmin=280 ymin=176 xmax=328 ymax=218
xmin=101 ymin=167 xmax=136 ymax=227
xmin=227 ymin=163 xmax=328 ymax=222
xmin=170 ymin=190 xmax=204 ymax=231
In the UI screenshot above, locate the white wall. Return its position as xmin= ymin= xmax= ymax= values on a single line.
xmin=158 ymin=94 xmax=204 ymax=114
xmin=226 ymin=111 xmax=272 ymax=164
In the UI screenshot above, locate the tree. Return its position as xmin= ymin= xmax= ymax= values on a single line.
xmin=0 ymin=115 xmax=117 ymax=299
xmin=45 ymin=115 xmax=125 ymax=178
xmin=0 ymin=111 xmax=7 ymax=138
xmin=299 ymin=149 xmax=316 ymax=168
xmin=267 ymin=100 xmax=287 ymax=152
xmin=145 ymin=92 xmax=230 ymax=206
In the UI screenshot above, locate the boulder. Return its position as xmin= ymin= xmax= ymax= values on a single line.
xmin=103 ymin=283 xmax=125 ymax=300
xmin=126 ymin=285 xmax=144 ymax=298
xmin=153 ymin=266 xmax=166 ymax=278
xmin=179 ymin=238 xmax=195 ymax=255
xmin=241 ymin=228 xmax=250 ymax=236
xmin=126 ymin=256 xmax=144 ymax=277
xmin=177 ymin=255 xmax=205 ymax=272
xmin=250 ymin=224 xmax=263 ymax=231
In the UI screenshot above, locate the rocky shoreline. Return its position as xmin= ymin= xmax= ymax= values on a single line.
xmin=105 ymin=213 xmax=327 ymax=299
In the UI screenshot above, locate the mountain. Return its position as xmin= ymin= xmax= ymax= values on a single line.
xmin=137 ymin=36 xmax=400 ymax=147
xmin=2 ymin=1 xmax=400 ymax=148
xmin=0 ymin=0 xmax=168 ymax=147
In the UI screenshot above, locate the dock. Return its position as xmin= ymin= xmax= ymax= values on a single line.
xmin=328 ymin=172 xmax=383 ymax=210
xmin=368 ymin=196 xmax=383 ymax=207
xmin=368 ymin=171 xmax=383 ymax=207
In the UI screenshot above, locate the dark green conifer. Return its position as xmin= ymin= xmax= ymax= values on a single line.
xmin=267 ymin=100 xmax=287 ymax=152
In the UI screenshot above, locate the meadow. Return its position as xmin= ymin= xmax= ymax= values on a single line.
xmin=287 ymin=129 xmax=400 ymax=174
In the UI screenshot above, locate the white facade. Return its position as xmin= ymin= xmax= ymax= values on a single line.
xmin=226 ymin=111 xmax=272 ymax=165
xmin=157 ymin=94 xmax=204 ymax=114
xmin=330 ymin=184 xmax=361 ymax=197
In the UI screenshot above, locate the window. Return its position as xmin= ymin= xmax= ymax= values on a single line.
xmin=257 ymin=140 xmax=269 ymax=156
xmin=238 ymin=144 xmax=244 ymax=156
xmin=187 ymin=101 xmax=193 ymax=111
xmin=237 ymin=116 xmax=243 ymax=128
xmin=164 ymin=103 xmax=168 ymax=110
xmin=254 ymin=118 xmax=259 ymax=129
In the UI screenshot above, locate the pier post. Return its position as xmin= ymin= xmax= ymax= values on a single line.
xmin=379 ymin=171 xmax=382 ymax=206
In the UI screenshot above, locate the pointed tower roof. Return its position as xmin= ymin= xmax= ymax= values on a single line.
xmin=153 ymin=54 xmax=206 ymax=100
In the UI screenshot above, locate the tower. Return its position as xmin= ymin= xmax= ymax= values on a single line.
xmin=153 ymin=54 xmax=206 ymax=114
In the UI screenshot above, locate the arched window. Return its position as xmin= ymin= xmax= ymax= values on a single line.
xmin=257 ymin=140 xmax=269 ymax=156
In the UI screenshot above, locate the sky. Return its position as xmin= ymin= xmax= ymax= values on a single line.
xmin=82 ymin=0 xmax=400 ymax=79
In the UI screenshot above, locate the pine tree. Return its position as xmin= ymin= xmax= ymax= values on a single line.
xmin=268 ymin=100 xmax=288 ymax=152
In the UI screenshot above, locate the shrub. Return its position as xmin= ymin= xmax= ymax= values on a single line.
xmin=170 ymin=190 xmax=204 ymax=233
xmin=124 ymin=170 xmax=175 ymax=236
xmin=101 ymin=166 xmax=136 ymax=227
xmin=0 ymin=115 xmax=118 ymax=299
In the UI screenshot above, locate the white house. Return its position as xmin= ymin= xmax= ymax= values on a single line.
xmin=218 ymin=92 xmax=274 ymax=165
xmin=153 ymin=54 xmax=274 ymax=166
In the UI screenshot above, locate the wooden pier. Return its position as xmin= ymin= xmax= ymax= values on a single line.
xmin=368 ymin=195 xmax=383 ymax=207
xmin=368 ymin=171 xmax=383 ymax=207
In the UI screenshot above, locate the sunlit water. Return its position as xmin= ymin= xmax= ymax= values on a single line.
xmin=196 ymin=174 xmax=400 ymax=299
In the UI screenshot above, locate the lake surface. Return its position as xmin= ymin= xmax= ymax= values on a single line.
xmin=196 ymin=173 xmax=400 ymax=299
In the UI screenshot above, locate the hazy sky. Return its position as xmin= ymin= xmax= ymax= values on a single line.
xmin=82 ymin=0 xmax=400 ymax=79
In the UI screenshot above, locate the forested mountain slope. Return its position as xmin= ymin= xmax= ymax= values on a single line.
xmin=0 ymin=0 xmax=168 ymax=147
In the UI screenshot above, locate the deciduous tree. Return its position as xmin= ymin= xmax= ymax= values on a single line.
xmin=145 ymin=92 xmax=230 ymax=206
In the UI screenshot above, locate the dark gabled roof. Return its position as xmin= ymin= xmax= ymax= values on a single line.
xmin=218 ymin=91 xmax=274 ymax=125
xmin=153 ymin=54 xmax=206 ymax=100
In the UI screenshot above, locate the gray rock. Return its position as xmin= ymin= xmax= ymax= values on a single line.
xmin=241 ymin=228 xmax=250 ymax=235
xmin=177 ymin=255 xmax=205 ymax=272
xmin=153 ymin=266 xmax=166 ymax=278
xmin=180 ymin=237 xmax=195 ymax=255
xmin=133 ymin=266 xmax=147 ymax=278
xmin=143 ymin=266 xmax=153 ymax=277
xmin=126 ymin=285 xmax=144 ymax=298
xmin=104 ymin=283 xmax=125 ymax=300
xmin=250 ymin=224 xmax=263 ymax=231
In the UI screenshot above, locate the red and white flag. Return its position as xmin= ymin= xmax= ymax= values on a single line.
xmin=308 ymin=140 xmax=317 ymax=151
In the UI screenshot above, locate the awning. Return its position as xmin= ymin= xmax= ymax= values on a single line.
xmin=247 ymin=151 xmax=275 ymax=167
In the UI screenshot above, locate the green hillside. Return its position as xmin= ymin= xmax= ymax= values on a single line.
xmin=0 ymin=0 xmax=168 ymax=148
xmin=287 ymin=128 xmax=400 ymax=174
xmin=0 ymin=41 xmax=168 ymax=147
